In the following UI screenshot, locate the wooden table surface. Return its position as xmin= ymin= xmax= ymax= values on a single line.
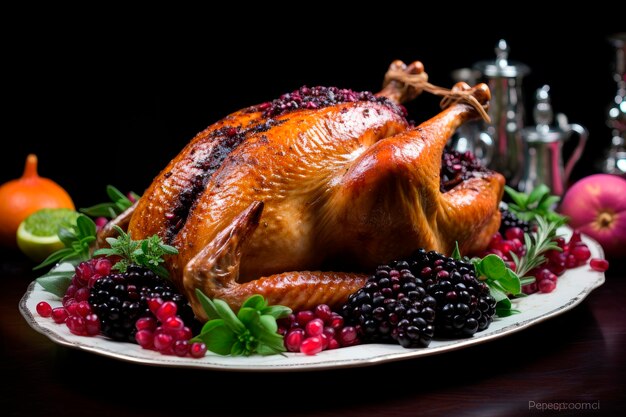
xmin=1 ymin=248 xmax=624 ymax=417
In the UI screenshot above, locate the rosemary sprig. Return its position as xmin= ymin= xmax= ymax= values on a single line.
xmin=509 ymin=216 xmax=563 ymax=279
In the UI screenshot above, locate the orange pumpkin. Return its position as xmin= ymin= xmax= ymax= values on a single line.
xmin=0 ymin=154 xmax=75 ymax=247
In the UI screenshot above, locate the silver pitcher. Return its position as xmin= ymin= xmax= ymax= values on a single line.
xmin=519 ymin=86 xmax=588 ymax=196
xmin=474 ymin=39 xmax=531 ymax=188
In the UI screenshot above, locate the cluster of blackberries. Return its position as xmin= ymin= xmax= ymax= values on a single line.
xmin=341 ymin=249 xmax=496 ymax=348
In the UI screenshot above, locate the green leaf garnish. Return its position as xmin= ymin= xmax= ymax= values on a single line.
xmin=80 ymin=185 xmax=139 ymax=219
xmin=192 ymin=291 xmax=291 ymax=356
xmin=35 ymin=262 xmax=76 ymax=297
xmin=504 ymin=184 xmax=568 ymax=225
xmin=34 ymin=214 xmax=97 ymax=271
xmin=93 ymin=226 xmax=178 ymax=279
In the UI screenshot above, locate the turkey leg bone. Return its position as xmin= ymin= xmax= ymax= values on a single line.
xmin=183 ymin=201 xmax=368 ymax=321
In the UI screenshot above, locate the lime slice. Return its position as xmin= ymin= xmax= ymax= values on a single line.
xmin=17 ymin=208 xmax=79 ymax=262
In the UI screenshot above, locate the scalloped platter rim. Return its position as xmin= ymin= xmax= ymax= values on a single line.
xmin=19 ymin=227 xmax=606 ymax=372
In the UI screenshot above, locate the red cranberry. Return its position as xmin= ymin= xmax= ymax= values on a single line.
xmin=505 ymin=227 xmax=525 ymax=241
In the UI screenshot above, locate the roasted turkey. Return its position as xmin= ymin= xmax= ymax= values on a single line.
xmin=108 ymin=61 xmax=505 ymax=320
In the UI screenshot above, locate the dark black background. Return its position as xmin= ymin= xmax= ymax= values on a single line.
xmin=3 ymin=14 xmax=624 ymax=208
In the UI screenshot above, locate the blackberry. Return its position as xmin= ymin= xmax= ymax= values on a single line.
xmin=499 ymin=205 xmax=532 ymax=235
xmin=409 ymin=249 xmax=496 ymax=338
xmin=341 ymin=262 xmax=436 ymax=348
xmin=88 ymin=265 xmax=196 ymax=342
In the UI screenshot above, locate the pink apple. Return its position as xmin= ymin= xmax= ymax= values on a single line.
xmin=559 ymin=174 xmax=626 ymax=259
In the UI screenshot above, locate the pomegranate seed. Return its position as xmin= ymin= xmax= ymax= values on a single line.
xmin=329 ymin=314 xmax=344 ymax=329
xmin=522 ymin=282 xmax=538 ymax=295
xmin=296 ymin=310 xmax=315 ymax=326
xmin=173 ymin=340 xmax=190 ymax=357
xmin=339 ymin=326 xmax=358 ymax=346
xmin=314 ymin=304 xmax=332 ymax=323
xmin=565 ymin=254 xmax=578 ymax=269
xmin=36 ymin=301 xmax=52 ymax=317
xmin=51 ymin=307 xmax=68 ymax=323
xmin=136 ymin=317 xmax=157 ymax=332
xmin=66 ymin=316 xmax=86 ymax=335
xmin=488 ymin=232 xmax=503 ymax=249
xmin=65 ymin=284 xmax=78 ymax=298
xmin=538 ymin=279 xmax=556 ymax=293
xmin=190 ymin=342 xmax=207 ymax=358
xmin=590 ymin=258 xmax=609 ymax=272
xmin=84 ymin=314 xmax=101 ymax=335
xmin=74 ymin=287 xmax=90 ymax=302
xmin=285 ymin=329 xmax=305 ymax=352
xmin=300 ymin=336 xmax=323 ymax=355
xmin=536 ymin=268 xmax=557 ymax=282
xmin=147 ymin=297 xmax=164 ymax=315
xmin=320 ymin=333 xmax=329 ymax=350
xmin=154 ymin=333 xmax=174 ymax=352
xmin=76 ymin=301 xmax=92 ymax=317
xmin=66 ymin=302 xmax=79 ymax=316
xmin=93 ymin=258 xmax=112 ymax=276
xmin=571 ymin=244 xmax=591 ymax=261
xmin=177 ymin=326 xmax=193 ymax=341
xmin=62 ymin=296 xmax=75 ymax=308
xmin=75 ymin=262 xmax=93 ymax=284
xmin=305 ymin=318 xmax=324 ymax=337
xmin=505 ymin=227 xmax=524 ymax=241
xmin=327 ymin=338 xmax=340 ymax=350
xmin=323 ymin=326 xmax=336 ymax=340
xmin=156 ymin=301 xmax=178 ymax=322
xmin=135 ymin=330 xmax=154 ymax=348
xmin=569 ymin=230 xmax=582 ymax=245
xmin=163 ymin=316 xmax=184 ymax=332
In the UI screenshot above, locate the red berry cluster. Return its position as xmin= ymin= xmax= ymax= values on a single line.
xmin=134 ymin=298 xmax=206 ymax=358
xmin=279 ymin=304 xmax=359 ymax=355
xmin=482 ymin=227 xmax=609 ymax=295
xmin=36 ymin=258 xmax=206 ymax=359
xmin=36 ymin=258 xmax=113 ymax=336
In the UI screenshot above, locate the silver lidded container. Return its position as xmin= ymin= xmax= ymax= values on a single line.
xmin=474 ymin=39 xmax=531 ymax=188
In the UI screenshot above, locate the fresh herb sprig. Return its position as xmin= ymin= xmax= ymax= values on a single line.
xmin=94 ymin=226 xmax=178 ymax=278
xmin=466 ymin=215 xmax=564 ymax=317
xmin=34 ymin=214 xmax=97 ymax=271
xmin=80 ymin=185 xmax=140 ymax=219
xmin=192 ymin=291 xmax=291 ymax=356
xmin=505 ymin=184 xmax=568 ymax=224
xmin=509 ymin=216 xmax=563 ymax=280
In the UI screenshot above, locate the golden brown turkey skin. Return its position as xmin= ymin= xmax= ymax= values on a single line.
xmin=127 ymin=80 xmax=504 ymax=320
